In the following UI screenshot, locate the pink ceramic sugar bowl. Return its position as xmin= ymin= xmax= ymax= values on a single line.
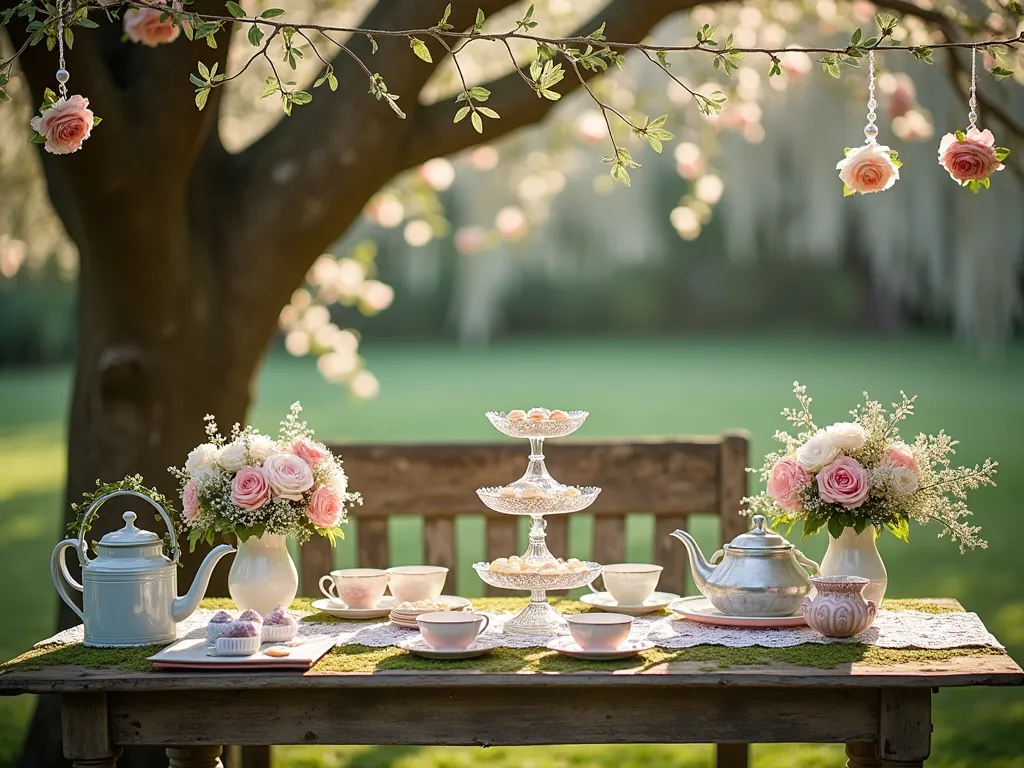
xmin=801 ymin=576 xmax=877 ymax=638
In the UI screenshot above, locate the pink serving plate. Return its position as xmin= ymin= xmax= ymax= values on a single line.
xmin=668 ymin=596 xmax=807 ymax=628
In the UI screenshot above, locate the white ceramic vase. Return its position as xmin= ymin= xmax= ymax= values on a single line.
xmin=227 ymin=533 xmax=298 ymax=615
xmin=819 ymin=525 xmax=887 ymax=605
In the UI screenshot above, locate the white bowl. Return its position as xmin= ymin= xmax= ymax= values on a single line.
xmin=565 ymin=613 xmax=633 ymax=651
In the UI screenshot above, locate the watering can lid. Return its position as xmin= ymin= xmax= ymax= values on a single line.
xmin=726 ymin=514 xmax=792 ymax=551
xmin=98 ymin=511 xmax=162 ymax=547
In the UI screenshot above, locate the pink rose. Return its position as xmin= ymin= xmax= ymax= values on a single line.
xmin=816 ymin=456 xmax=870 ymax=509
xmin=836 ymin=143 xmax=900 ymax=195
xmin=307 ymin=485 xmax=343 ymax=528
xmin=230 ymin=467 xmax=271 ymax=511
xmin=885 ymin=443 xmax=920 ymax=476
xmin=292 ymin=438 xmax=328 ymax=468
xmin=262 ymin=453 xmax=314 ymax=501
xmin=767 ymin=458 xmax=810 ymax=512
xmin=124 ymin=3 xmax=181 ymax=47
xmin=938 ymin=127 xmax=1003 ymax=184
xmin=182 ymin=480 xmax=199 ymax=521
xmin=30 ymin=95 xmax=94 ymax=155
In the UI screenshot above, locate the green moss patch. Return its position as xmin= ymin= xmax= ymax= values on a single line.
xmin=1 ymin=596 xmax=989 ymax=676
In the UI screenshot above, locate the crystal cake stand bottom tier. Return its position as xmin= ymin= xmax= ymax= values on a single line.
xmin=473 ymin=562 xmax=602 ymax=635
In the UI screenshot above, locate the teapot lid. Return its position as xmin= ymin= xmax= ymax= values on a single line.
xmin=98 ymin=511 xmax=162 ymax=547
xmin=726 ymin=514 xmax=792 ymax=551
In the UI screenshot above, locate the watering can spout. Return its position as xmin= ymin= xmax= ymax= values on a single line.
xmin=172 ymin=544 xmax=235 ymax=622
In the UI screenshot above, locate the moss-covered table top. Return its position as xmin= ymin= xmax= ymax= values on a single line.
xmin=1 ymin=597 xmax=1020 ymax=695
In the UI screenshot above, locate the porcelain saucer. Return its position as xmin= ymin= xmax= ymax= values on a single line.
xmin=546 ymin=636 xmax=655 ymax=660
xmin=580 ymin=591 xmax=680 ymax=616
xmin=399 ymin=635 xmax=497 ymax=660
xmin=311 ymin=596 xmax=397 ymax=620
xmin=668 ymin=596 xmax=807 ymax=628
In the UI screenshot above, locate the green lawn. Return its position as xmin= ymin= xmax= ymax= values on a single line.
xmin=1 ymin=337 xmax=1022 ymax=767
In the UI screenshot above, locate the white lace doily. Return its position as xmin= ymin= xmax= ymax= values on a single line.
xmin=37 ymin=606 xmax=1002 ymax=651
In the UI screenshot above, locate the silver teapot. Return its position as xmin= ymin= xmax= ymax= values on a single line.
xmin=670 ymin=514 xmax=819 ymax=617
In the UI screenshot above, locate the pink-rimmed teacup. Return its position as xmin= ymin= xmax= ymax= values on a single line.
xmin=319 ymin=568 xmax=389 ymax=609
xmin=565 ymin=613 xmax=633 ymax=651
xmin=416 ymin=611 xmax=490 ymax=651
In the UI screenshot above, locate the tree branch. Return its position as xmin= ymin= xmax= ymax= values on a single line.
xmin=399 ymin=0 xmax=692 ymax=169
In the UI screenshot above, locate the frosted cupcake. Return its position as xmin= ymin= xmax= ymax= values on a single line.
xmin=261 ymin=605 xmax=297 ymax=643
xmin=238 ymin=609 xmax=263 ymax=625
xmin=215 ymin=621 xmax=260 ymax=656
xmin=206 ymin=610 xmax=234 ymax=643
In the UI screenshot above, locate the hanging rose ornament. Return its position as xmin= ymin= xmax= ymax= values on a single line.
xmin=30 ymin=0 xmax=100 ymax=154
xmin=836 ymin=51 xmax=901 ymax=195
xmin=937 ymin=47 xmax=1009 ymax=193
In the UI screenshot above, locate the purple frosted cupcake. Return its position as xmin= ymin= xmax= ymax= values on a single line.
xmin=215 ymin=621 xmax=260 ymax=656
xmin=207 ymin=610 xmax=234 ymax=643
xmin=262 ymin=605 xmax=297 ymax=643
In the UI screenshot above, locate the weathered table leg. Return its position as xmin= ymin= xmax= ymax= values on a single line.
xmin=167 ymin=745 xmax=225 ymax=767
xmin=61 ymin=693 xmax=122 ymax=768
xmin=846 ymin=742 xmax=882 ymax=767
xmin=878 ymin=689 xmax=931 ymax=768
xmin=715 ymin=743 xmax=749 ymax=768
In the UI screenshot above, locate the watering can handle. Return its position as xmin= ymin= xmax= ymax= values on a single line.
xmin=50 ymin=539 xmax=85 ymax=622
xmin=77 ymin=490 xmax=181 ymax=564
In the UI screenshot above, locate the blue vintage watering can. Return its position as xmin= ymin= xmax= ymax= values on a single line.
xmin=50 ymin=490 xmax=234 ymax=647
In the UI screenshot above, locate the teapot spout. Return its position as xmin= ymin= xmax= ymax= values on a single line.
xmin=172 ymin=544 xmax=235 ymax=622
xmin=669 ymin=529 xmax=715 ymax=594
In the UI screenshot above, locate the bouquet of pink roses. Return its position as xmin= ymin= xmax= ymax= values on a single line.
xmin=744 ymin=383 xmax=996 ymax=551
xmin=170 ymin=403 xmax=359 ymax=550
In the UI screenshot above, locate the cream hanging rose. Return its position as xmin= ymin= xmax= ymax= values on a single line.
xmin=836 ymin=143 xmax=901 ymax=195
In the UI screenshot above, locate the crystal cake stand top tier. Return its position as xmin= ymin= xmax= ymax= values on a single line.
xmin=485 ymin=410 xmax=588 ymax=439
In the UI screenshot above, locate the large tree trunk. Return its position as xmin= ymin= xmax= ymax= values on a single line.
xmin=17 ymin=197 xmax=261 ymax=768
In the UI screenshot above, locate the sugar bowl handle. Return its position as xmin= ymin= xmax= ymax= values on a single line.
xmin=794 ymin=549 xmax=820 ymax=574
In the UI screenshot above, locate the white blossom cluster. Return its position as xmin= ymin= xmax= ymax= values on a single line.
xmin=743 ymin=382 xmax=996 ymax=552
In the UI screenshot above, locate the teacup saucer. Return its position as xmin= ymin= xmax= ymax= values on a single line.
xmin=580 ymin=591 xmax=680 ymax=616
xmin=311 ymin=596 xmax=397 ymax=620
xmin=399 ymin=635 xmax=497 ymax=660
xmin=668 ymin=596 xmax=807 ymax=628
xmin=546 ymin=636 xmax=655 ymax=660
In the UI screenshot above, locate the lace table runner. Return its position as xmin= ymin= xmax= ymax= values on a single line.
xmin=38 ymin=606 xmax=1002 ymax=651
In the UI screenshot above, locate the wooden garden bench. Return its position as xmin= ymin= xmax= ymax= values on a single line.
xmin=242 ymin=432 xmax=751 ymax=768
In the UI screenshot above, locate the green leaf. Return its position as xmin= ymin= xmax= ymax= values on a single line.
xmin=258 ymin=75 xmax=279 ymax=99
xmin=955 ymin=129 xmax=966 ymax=141
xmin=911 ymin=46 xmax=933 ymax=64
xmin=225 ymin=1 xmax=245 ymax=18
xmin=30 ymin=133 xmax=46 ymax=144
xmin=77 ymin=18 xmax=99 ymax=28
xmin=768 ymin=54 xmax=781 ymax=77
xmin=42 ymin=87 xmax=57 ymax=105
xmin=248 ymin=23 xmax=263 ymax=45
xmin=63 ymin=26 xmax=73 ymax=49
xmin=0 ymin=88 xmax=9 ymax=104
xmin=468 ymin=86 xmax=490 ymax=101
xmin=843 ymin=183 xmax=855 ymax=197
xmin=438 ymin=2 xmax=451 ymax=28
xmin=189 ymin=73 xmax=207 ymax=87
xmin=260 ymin=8 xmax=285 ymax=17
xmin=610 ymin=163 xmax=631 ymax=186
xmin=367 ymin=34 xmax=377 ymax=54
xmin=471 ymin=110 xmax=483 ymax=133
xmin=826 ymin=517 xmax=845 ymax=539
xmin=313 ymin=68 xmax=330 ymax=88
xmin=991 ymin=66 xmax=1014 ymax=81
xmin=453 ymin=105 xmax=470 ymax=123
xmin=473 ymin=7 xmax=485 ymax=32
xmin=820 ymin=55 xmax=841 ymax=79
xmin=478 ymin=106 xmax=499 ymax=119
xmin=195 ymin=87 xmax=210 ymax=110
xmin=995 ymin=146 xmax=1010 ymax=161
xmin=588 ymin=22 xmax=606 ymax=41
xmin=92 ymin=115 xmax=102 ymax=126
xmin=850 ymin=27 xmax=862 ymax=46
xmin=539 ymin=89 xmax=561 ymax=101
xmin=328 ymin=73 xmax=338 ymax=91
xmin=410 ymin=37 xmax=432 ymax=63
xmin=876 ymin=11 xmax=898 ymax=33
xmin=886 ymin=517 xmax=910 ymax=542
xmin=291 ymin=90 xmax=312 ymax=105
xmin=197 ymin=60 xmax=210 ymax=79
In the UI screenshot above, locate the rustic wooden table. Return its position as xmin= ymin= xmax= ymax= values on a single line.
xmin=2 ymin=645 xmax=1020 ymax=768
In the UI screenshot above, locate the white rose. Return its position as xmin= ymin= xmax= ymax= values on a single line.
xmin=262 ymin=453 xmax=314 ymax=501
xmin=826 ymin=422 xmax=867 ymax=451
xmin=796 ymin=431 xmax=840 ymax=473
xmin=217 ymin=440 xmax=247 ymax=472
xmin=891 ymin=465 xmax=919 ymax=495
xmin=328 ymin=468 xmax=348 ymax=496
xmin=248 ymin=434 xmax=277 ymax=462
xmin=185 ymin=443 xmax=219 ymax=475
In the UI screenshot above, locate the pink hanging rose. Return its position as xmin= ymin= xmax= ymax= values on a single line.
xmin=884 ymin=443 xmax=920 ymax=476
xmin=231 ymin=467 xmax=271 ymax=511
xmin=292 ymin=438 xmax=328 ymax=468
xmin=182 ymin=480 xmax=199 ymax=521
xmin=836 ymin=142 xmax=900 ymax=195
xmin=124 ymin=3 xmax=181 ymax=47
xmin=262 ymin=453 xmax=314 ymax=501
xmin=767 ymin=458 xmax=811 ymax=512
xmin=307 ymin=485 xmax=343 ymax=527
xmin=937 ymin=127 xmax=1007 ymax=191
xmin=30 ymin=95 xmax=94 ymax=155
xmin=816 ymin=456 xmax=870 ymax=509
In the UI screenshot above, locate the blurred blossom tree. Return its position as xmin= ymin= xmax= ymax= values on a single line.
xmin=0 ymin=1 xmax=1021 ymax=764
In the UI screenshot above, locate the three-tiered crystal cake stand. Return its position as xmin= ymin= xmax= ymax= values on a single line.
xmin=473 ymin=409 xmax=602 ymax=635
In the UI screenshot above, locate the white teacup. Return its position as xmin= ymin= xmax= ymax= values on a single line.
xmin=589 ymin=563 xmax=663 ymax=606
xmin=319 ymin=568 xmax=389 ymax=609
xmin=417 ymin=611 xmax=490 ymax=651
xmin=565 ymin=613 xmax=633 ymax=651
xmin=387 ymin=565 xmax=448 ymax=604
